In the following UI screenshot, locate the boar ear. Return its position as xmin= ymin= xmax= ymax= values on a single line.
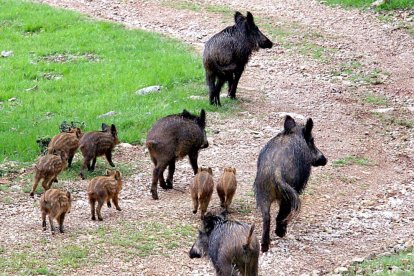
xmin=115 ymin=171 xmax=121 ymax=180
xmin=198 ymin=109 xmax=206 ymax=129
xmin=234 ymin=11 xmax=244 ymax=24
xmin=304 ymin=118 xmax=313 ymax=140
xmin=233 ymin=168 xmax=236 ymax=174
xmin=76 ymin=128 xmax=82 ymax=138
xmin=111 ymin=124 xmax=117 ymax=135
xmin=246 ymin=11 xmax=255 ymax=26
xmin=208 ymin=167 xmax=213 ymax=175
xmin=105 ymin=169 xmax=111 ymax=176
xmin=66 ymin=191 xmax=71 ymax=199
xmin=284 ymin=115 xmax=296 ymax=133
xmin=102 ymin=123 xmax=108 ymax=131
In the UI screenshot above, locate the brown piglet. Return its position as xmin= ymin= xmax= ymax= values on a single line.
xmin=87 ymin=169 xmax=122 ymax=221
xmin=79 ymin=123 xmax=120 ymax=179
xmin=30 ymin=150 xmax=68 ymax=197
xmin=217 ymin=167 xmax=237 ymax=211
xmin=40 ymin=188 xmax=72 ymax=234
xmin=48 ymin=127 xmax=82 ymax=167
xmin=190 ymin=167 xmax=214 ymax=219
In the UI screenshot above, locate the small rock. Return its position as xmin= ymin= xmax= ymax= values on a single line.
xmin=334 ymin=267 xmax=348 ymax=273
xmin=1 ymin=50 xmax=13 ymax=57
xmin=25 ymin=85 xmax=38 ymax=92
xmin=135 ymin=85 xmax=162 ymax=95
xmin=97 ymin=111 xmax=117 ymax=118
xmin=119 ymin=143 xmax=133 ymax=148
xmin=352 ymin=257 xmax=365 ymax=263
xmin=370 ymin=107 xmax=394 ymax=113
xmin=277 ymin=112 xmax=305 ymax=120
xmin=8 ymin=97 xmax=17 ymax=102
xmin=189 ymin=95 xmax=203 ymax=100
xmin=371 ymin=0 xmax=389 ymax=8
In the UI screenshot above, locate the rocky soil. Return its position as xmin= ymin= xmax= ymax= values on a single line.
xmin=1 ymin=0 xmax=413 ymax=275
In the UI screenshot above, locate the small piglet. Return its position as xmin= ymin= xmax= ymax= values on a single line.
xmin=79 ymin=123 xmax=120 ymax=179
xmin=48 ymin=127 xmax=82 ymax=167
xmin=190 ymin=167 xmax=214 ymax=219
xmin=217 ymin=167 xmax=237 ymax=211
xmin=87 ymin=169 xmax=122 ymax=221
xmin=189 ymin=213 xmax=260 ymax=276
xmin=30 ymin=150 xmax=68 ymax=197
xmin=40 ymin=188 xmax=72 ymax=234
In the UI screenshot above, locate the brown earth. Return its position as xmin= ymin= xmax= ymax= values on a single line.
xmin=1 ymin=0 xmax=413 ymax=275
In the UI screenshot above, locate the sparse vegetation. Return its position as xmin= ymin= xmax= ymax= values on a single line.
xmin=332 ymin=155 xmax=370 ymax=167
xmin=323 ymin=0 xmax=414 ymax=10
xmin=362 ymin=93 xmax=389 ymax=106
xmin=347 ymin=248 xmax=414 ymax=275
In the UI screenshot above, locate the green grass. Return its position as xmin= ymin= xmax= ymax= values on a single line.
xmin=362 ymin=93 xmax=389 ymax=106
xmin=0 ymin=0 xmax=235 ymax=164
xmin=58 ymin=245 xmax=89 ymax=269
xmin=347 ymin=249 xmax=414 ymax=275
xmin=323 ymin=0 xmax=414 ymax=10
xmin=93 ymin=221 xmax=195 ymax=257
xmin=332 ymin=155 xmax=370 ymax=167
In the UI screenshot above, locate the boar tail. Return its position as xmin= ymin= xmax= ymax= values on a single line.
xmin=243 ymin=223 xmax=255 ymax=253
xmin=279 ymin=181 xmax=301 ymax=221
xmin=146 ymin=140 xmax=158 ymax=150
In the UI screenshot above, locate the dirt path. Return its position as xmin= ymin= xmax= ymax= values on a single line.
xmin=2 ymin=0 xmax=413 ymax=275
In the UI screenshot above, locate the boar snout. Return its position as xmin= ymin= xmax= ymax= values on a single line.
xmin=189 ymin=245 xmax=202 ymax=259
xmin=313 ymin=153 xmax=327 ymax=167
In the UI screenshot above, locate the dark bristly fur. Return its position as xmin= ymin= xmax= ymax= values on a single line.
xmin=79 ymin=123 xmax=120 ymax=179
xmin=48 ymin=127 xmax=82 ymax=167
xmin=30 ymin=150 xmax=68 ymax=197
xmin=87 ymin=169 xmax=123 ymax=221
xmin=189 ymin=213 xmax=260 ymax=276
xmin=217 ymin=167 xmax=237 ymax=211
xmin=146 ymin=109 xmax=209 ymax=200
xmin=40 ymin=189 xmax=72 ymax=234
xmin=254 ymin=115 xmax=327 ymax=252
xmin=190 ymin=167 xmax=214 ymax=219
xmin=203 ymin=11 xmax=273 ymax=106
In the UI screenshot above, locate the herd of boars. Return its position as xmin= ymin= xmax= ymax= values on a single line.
xmin=30 ymin=11 xmax=328 ymax=275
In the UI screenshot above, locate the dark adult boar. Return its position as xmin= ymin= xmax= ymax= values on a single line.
xmin=146 ymin=109 xmax=208 ymax=200
xmin=79 ymin=123 xmax=120 ymax=179
xmin=254 ymin=115 xmax=327 ymax=252
xmin=204 ymin=11 xmax=273 ymax=106
xmin=189 ymin=213 xmax=259 ymax=276
xmin=40 ymin=188 xmax=72 ymax=234
xmin=48 ymin=127 xmax=82 ymax=167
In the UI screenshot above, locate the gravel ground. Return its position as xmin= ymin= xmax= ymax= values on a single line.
xmin=1 ymin=0 xmax=413 ymax=275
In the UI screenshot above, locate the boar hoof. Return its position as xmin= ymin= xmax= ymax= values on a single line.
xmin=275 ymin=225 xmax=287 ymax=238
xmin=116 ymin=207 xmax=122 ymax=211
xmin=98 ymin=217 xmax=103 ymax=221
xmin=166 ymin=180 xmax=173 ymax=189
xmin=151 ymin=190 xmax=159 ymax=200
xmin=80 ymin=173 xmax=85 ymax=180
xmin=107 ymin=202 xmax=112 ymax=208
xmin=261 ymin=243 xmax=269 ymax=253
xmin=192 ymin=210 xmax=197 ymax=214
xmin=109 ymin=162 xmax=115 ymax=167
xmin=59 ymin=227 xmax=64 ymax=233
xmin=160 ymin=182 xmax=168 ymax=190
xmin=53 ymin=179 xmax=58 ymax=183
xmin=30 ymin=192 xmax=35 ymax=198
xmin=92 ymin=216 xmax=96 ymax=221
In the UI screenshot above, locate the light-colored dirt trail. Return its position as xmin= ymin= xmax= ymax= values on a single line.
xmin=1 ymin=0 xmax=413 ymax=275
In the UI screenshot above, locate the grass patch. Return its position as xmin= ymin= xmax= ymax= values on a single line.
xmin=374 ymin=113 xmax=414 ymax=129
xmin=347 ymin=249 xmax=414 ymax=275
xmin=331 ymin=62 xmax=388 ymax=85
xmin=332 ymin=155 xmax=370 ymax=167
xmin=362 ymin=93 xmax=389 ymax=106
xmin=93 ymin=221 xmax=195 ymax=257
xmin=322 ymin=0 xmax=414 ymax=10
xmin=58 ymin=245 xmax=89 ymax=269
xmin=0 ymin=0 xmax=235 ymax=163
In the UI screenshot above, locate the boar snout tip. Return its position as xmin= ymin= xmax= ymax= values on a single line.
xmin=189 ymin=250 xmax=201 ymax=259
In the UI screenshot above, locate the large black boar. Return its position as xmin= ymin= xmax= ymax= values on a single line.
xmin=189 ymin=213 xmax=259 ymax=276
xmin=254 ymin=115 xmax=327 ymax=252
xmin=146 ymin=109 xmax=209 ymax=200
xmin=204 ymin=11 xmax=273 ymax=106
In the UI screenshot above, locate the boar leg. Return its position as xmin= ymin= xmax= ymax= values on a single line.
xmin=166 ymin=160 xmax=176 ymax=189
xmin=151 ymin=167 xmax=159 ymax=200
xmin=191 ymin=195 xmax=199 ymax=214
xmin=42 ymin=212 xmax=47 ymax=231
xmin=113 ymin=194 xmax=122 ymax=211
xmin=216 ymin=186 xmax=225 ymax=208
xmin=107 ymin=200 xmax=111 ymax=208
xmin=260 ymin=203 xmax=271 ymax=253
xmin=228 ymin=70 xmax=242 ymax=99
xmin=58 ymin=213 xmax=66 ymax=233
xmin=275 ymin=199 xmax=290 ymax=238
xmin=49 ymin=215 xmax=55 ymax=234
xmin=105 ymin=150 xmax=115 ymax=167
xmin=207 ymin=71 xmax=217 ymax=105
xmin=80 ymin=157 xmax=91 ymax=179
xmin=68 ymin=151 xmax=75 ymax=167
xmin=213 ymin=77 xmax=225 ymax=106
xmin=96 ymin=198 xmax=104 ymax=221
xmin=188 ymin=151 xmax=199 ymax=175
xmin=30 ymin=175 xmax=41 ymax=197
xmin=215 ymin=263 xmax=234 ymax=276
xmin=91 ymin=157 xmax=97 ymax=171
xmin=199 ymin=198 xmax=208 ymax=219
xmin=90 ymin=199 xmax=96 ymax=220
